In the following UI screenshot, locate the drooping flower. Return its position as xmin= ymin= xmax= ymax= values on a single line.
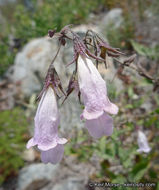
xmin=137 ymin=130 xmax=151 ymax=153
xmin=77 ymin=55 xmax=118 ymax=138
xmin=27 ymin=86 xmax=67 ymax=164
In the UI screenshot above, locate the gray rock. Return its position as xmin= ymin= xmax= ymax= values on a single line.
xmin=97 ymin=58 xmax=124 ymax=93
xmin=58 ymin=94 xmax=84 ymax=133
xmin=99 ymin=8 xmax=123 ymax=34
xmin=135 ymin=9 xmax=159 ymax=46
xmin=9 ymin=37 xmax=58 ymax=96
xmin=72 ymin=24 xmax=99 ymax=34
xmin=17 ymin=163 xmax=59 ymax=190
xmin=140 ymin=101 xmax=153 ymax=112
xmin=40 ymin=156 xmax=96 ymax=190
xmin=52 ymin=177 xmax=84 ymax=190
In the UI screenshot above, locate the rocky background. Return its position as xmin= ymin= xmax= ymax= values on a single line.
xmin=0 ymin=0 xmax=159 ymax=190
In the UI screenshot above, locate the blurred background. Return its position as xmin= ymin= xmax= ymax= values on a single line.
xmin=0 ymin=0 xmax=159 ymax=190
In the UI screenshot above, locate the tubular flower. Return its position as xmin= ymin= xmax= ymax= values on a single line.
xmin=26 ymin=86 xmax=67 ymax=164
xmin=137 ymin=130 xmax=151 ymax=153
xmin=77 ymin=55 xmax=118 ymax=138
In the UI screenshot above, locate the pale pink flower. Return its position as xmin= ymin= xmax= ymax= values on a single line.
xmin=137 ymin=130 xmax=151 ymax=153
xmin=85 ymin=114 xmax=113 ymax=138
xmin=77 ymin=55 xmax=118 ymax=138
xmin=27 ymin=86 xmax=67 ymax=164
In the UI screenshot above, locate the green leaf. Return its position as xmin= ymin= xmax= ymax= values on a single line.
xmin=129 ymin=159 xmax=150 ymax=182
xmin=125 ymin=104 xmax=134 ymax=109
xmin=0 ymin=107 xmax=27 ymax=184
xmin=131 ymin=40 xmax=159 ymax=60
xmin=112 ymin=175 xmax=126 ymax=183
xmin=99 ymin=137 xmax=106 ymax=153
xmin=128 ymin=86 xmax=134 ymax=98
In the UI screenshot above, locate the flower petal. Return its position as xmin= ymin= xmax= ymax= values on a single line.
xmin=81 ymin=109 xmax=104 ymax=120
xmin=104 ymin=98 xmax=119 ymax=115
xmin=85 ymin=113 xmax=113 ymax=138
xmin=37 ymin=137 xmax=67 ymax=151
xmin=78 ymin=55 xmax=118 ymax=120
xmin=137 ymin=147 xmax=151 ymax=153
xmin=41 ymin=144 xmax=64 ymax=164
xmin=57 ymin=138 xmax=68 ymax=144
xmin=38 ymin=141 xmax=57 ymax=151
xmin=28 ymin=87 xmax=61 ymax=149
xmin=26 ymin=138 xmax=37 ymax=149
xmin=137 ymin=130 xmax=151 ymax=153
xmin=26 ymin=86 xmax=68 ymax=162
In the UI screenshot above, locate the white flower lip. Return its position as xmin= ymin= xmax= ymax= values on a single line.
xmin=137 ymin=130 xmax=151 ymax=153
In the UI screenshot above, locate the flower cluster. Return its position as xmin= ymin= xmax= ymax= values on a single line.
xmin=26 ymin=26 xmax=139 ymax=164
